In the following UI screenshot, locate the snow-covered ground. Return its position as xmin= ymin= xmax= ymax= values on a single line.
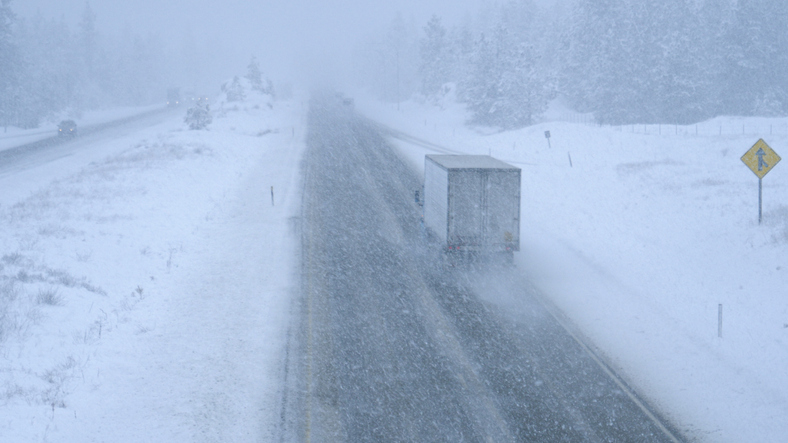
xmin=0 ymin=105 xmax=166 ymax=152
xmin=356 ymin=93 xmax=788 ymax=442
xmin=0 ymin=92 xmax=305 ymax=441
xmin=2 ymin=83 xmax=786 ymax=442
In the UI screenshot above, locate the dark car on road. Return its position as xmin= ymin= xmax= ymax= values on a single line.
xmin=58 ymin=120 xmax=77 ymax=137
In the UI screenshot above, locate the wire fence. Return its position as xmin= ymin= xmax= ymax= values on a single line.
xmin=608 ymin=121 xmax=788 ymax=137
xmin=545 ymin=112 xmax=788 ymax=138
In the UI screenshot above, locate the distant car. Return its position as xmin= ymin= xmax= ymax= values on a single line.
xmin=58 ymin=120 xmax=77 ymax=137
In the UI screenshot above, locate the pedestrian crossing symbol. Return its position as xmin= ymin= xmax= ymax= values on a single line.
xmin=742 ymin=139 xmax=780 ymax=179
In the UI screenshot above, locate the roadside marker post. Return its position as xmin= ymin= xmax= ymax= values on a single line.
xmin=544 ymin=130 xmax=551 ymax=149
xmin=741 ymin=139 xmax=780 ymax=224
xmin=718 ymin=304 xmax=723 ymax=338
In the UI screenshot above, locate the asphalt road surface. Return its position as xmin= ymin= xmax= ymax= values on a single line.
xmin=278 ymin=94 xmax=685 ymax=443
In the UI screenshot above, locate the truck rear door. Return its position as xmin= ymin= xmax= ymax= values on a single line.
xmin=483 ymin=170 xmax=520 ymax=249
xmin=449 ymin=170 xmax=484 ymax=246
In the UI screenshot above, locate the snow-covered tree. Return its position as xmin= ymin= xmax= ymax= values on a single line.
xmin=419 ymin=15 xmax=449 ymax=97
xmin=447 ymin=23 xmax=475 ymax=102
xmin=245 ymin=56 xmax=273 ymax=95
xmin=184 ymin=102 xmax=211 ymax=130
xmin=222 ymin=75 xmax=246 ymax=102
xmin=353 ymin=13 xmax=419 ymax=103
xmin=464 ymin=23 xmax=549 ymax=129
xmin=0 ymin=0 xmax=22 ymax=131
xmin=78 ymin=2 xmax=97 ymax=73
xmin=246 ymin=56 xmax=263 ymax=91
xmin=723 ymin=0 xmax=788 ymax=115
xmin=357 ymin=0 xmax=788 ymax=126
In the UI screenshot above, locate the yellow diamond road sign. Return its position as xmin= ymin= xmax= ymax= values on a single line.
xmin=742 ymin=139 xmax=780 ymax=179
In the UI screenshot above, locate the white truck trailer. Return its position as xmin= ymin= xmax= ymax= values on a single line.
xmin=422 ymin=155 xmax=521 ymax=255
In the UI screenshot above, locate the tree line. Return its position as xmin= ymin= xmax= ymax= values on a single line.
xmin=355 ymin=0 xmax=788 ymax=128
xmin=0 ymin=1 xmax=203 ymax=131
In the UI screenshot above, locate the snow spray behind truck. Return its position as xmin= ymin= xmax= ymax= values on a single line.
xmin=422 ymin=155 xmax=521 ymax=257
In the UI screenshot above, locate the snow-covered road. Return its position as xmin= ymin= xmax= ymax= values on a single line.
xmin=281 ymin=94 xmax=682 ymax=441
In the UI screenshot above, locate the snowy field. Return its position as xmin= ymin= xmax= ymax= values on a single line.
xmin=0 ymin=91 xmax=305 ymax=441
xmin=356 ymin=93 xmax=788 ymax=443
xmin=1 ymin=84 xmax=786 ymax=442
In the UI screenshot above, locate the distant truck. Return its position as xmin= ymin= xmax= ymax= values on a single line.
xmin=167 ymin=88 xmax=181 ymax=107
xmin=422 ymin=155 xmax=521 ymax=257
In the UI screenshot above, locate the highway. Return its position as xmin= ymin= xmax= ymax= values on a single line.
xmin=278 ymin=94 xmax=684 ymax=442
xmin=0 ymin=106 xmax=175 ymax=176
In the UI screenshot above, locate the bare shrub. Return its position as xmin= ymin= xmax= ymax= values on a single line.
xmin=36 ymin=288 xmax=63 ymax=306
xmin=0 ymin=279 xmax=19 ymax=302
xmin=40 ymin=356 xmax=79 ymax=408
xmin=0 ymin=280 xmax=22 ymax=344
xmin=1 ymin=253 xmax=24 ymax=265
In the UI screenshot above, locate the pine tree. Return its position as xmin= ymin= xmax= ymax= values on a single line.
xmin=386 ymin=13 xmax=418 ymax=103
xmin=0 ymin=0 xmax=21 ymax=131
xmin=76 ymin=1 xmax=104 ymax=109
xmin=419 ymin=15 xmax=449 ymax=97
xmin=223 ymin=75 xmax=246 ymax=102
xmin=184 ymin=102 xmax=211 ymax=130
xmin=562 ymin=0 xmax=615 ymax=115
xmin=79 ymin=2 xmax=97 ymax=73
xmin=246 ymin=56 xmax=264 ymax=92
xmin=247 ymin=56 xmax=273 ymax=96
xmin=465 ymin=23 xmax=548 ymax=129
xmin=464 ymin=32 xmax=494 ymax=125
xmin=726 ymin=0 xmax=788 ymax=115
xmin=697 ymin=0 xmax=736 ymax=117
xmin=449 ymin=23 xmax=475 ymax=102
xmin=649 ymin=0 xmax=709 ymax=123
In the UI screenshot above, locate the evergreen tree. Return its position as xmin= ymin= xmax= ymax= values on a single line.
xmin=223 ymin=75 xmax=246 ymax=102
xmin=419 ymin=15 xmax=449 ymax=97
xmin=564 ymin=0 xmax=708 ymax=124
xmin=79 ymin=2 xmax=97 ymax=73
xmin=246 ymin=56 xmax=263 ymax=91
xmin=562 ymin=0 xmax=613 ymax=114
xmin=184 ymin=101 xmax=211 ymax=130
xmin=464 ymin=32 xmax=494 ymax=123
xmin=650 ymin=0 xmax=709 ymax=123
xmin=448 ymin=23 xmax=475 ymax=102
xmin=465 ymin=24 xmax=548 ymax=129
xmin=354 ymin=0 xmax=788 ymax=126
xmin=75 ymin=1 xmax=104 ymax=109
xmin=386 ymin=13 xmax=419 ymax=103
xmin=725 ymin=0 xmax=788 ymax=115
xmin=0 ymin=0 xmax=21 ymax=131
xmin=697 ymin=0 xmax=736 ymax=117
xmin=245 ymin=56 xmax=273 ymax=95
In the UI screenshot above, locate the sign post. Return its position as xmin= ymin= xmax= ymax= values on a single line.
xmin=544 ymin=130 xmax=551 ymax=149
xmin=741 ymin=139 xmax=781 ymax=224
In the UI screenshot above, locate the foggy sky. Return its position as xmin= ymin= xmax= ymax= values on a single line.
xmin=15 ymin=0 xmax=491 ymax=87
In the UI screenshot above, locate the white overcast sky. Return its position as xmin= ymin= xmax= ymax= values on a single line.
xmin=14 ymin=0 xmax=496 ymax=85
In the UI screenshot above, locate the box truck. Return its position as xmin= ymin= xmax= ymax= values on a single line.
xmin=422 ymin=155 xmax=521 ymax=256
